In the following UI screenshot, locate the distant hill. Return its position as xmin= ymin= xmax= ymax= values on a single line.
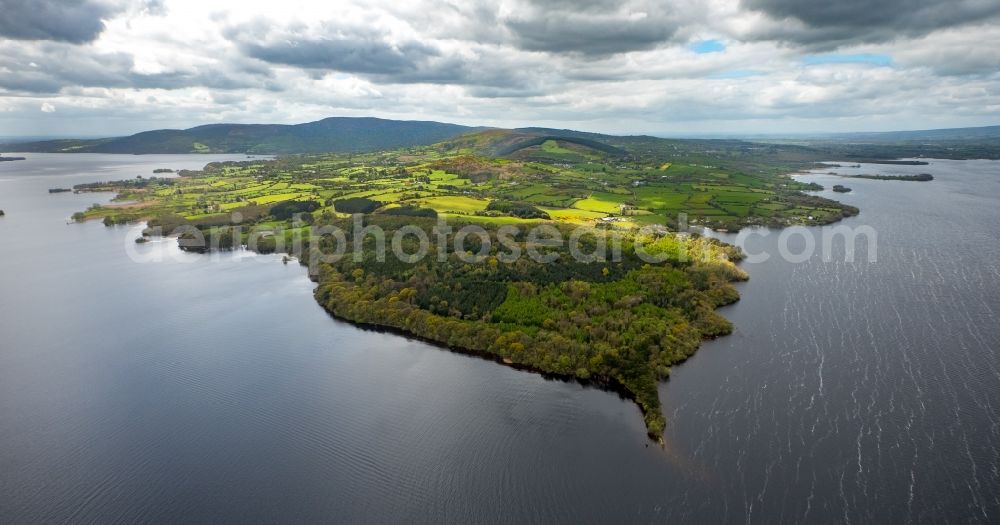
xmin=3 ymin=117 xmax=474 ymax=154
xmin=4 ymin=118 xmax=997 ymax=161
xmin=829 ymin=125 xmax=1000 ymax=142
xmin=439 ymin=128 xmax=627 ymax=157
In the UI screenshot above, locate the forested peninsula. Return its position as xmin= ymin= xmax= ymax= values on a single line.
xmin=69 ymin=128 xmax=868 ymax=440
xmin=308 ymin=217 xmax=746 ymax=439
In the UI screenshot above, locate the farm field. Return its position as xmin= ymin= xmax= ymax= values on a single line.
xmin=74 ymin=130 xmax=857 ymax=232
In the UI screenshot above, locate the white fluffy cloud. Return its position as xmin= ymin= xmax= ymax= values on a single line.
xmin=0 ymin=0 xmax=998 ymax=136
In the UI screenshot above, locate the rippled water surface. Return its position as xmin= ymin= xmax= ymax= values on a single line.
xmin=1 ymin=154 xmax=998 ymax=523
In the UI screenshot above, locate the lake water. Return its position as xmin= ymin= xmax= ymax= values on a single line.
xmin=1 ymin=154 xmax=998 ymax=523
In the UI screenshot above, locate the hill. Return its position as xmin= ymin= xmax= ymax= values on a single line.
xmin=5 ymin=118 xmax=999 ymax=161
xmin=3 ymin=117 xmax=474 ymax=155
xmin=437 ymin=128 xmax=627 ymax=158
xmin=829 ymin=125 xmax=1000 ymax=142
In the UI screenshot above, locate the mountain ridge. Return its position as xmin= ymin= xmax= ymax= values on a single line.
xmin=2 ymin=117 xmax=477 ymax=155
xmin=3 ymin=118 xmax=999 ymax=157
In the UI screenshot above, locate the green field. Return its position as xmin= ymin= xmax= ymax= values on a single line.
xmin=76 ymin=127 xmax=857 ymax=233
xmin=573 ymin=192 xmax=629 ymax=213
xmin=539 ymin=207 xmax=608 ymax=222
xmin=416 ymin=196 xmax=491 ymax=214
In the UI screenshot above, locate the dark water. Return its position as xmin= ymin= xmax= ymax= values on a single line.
xmin=1 ymin=155 xmax=998 ymax=523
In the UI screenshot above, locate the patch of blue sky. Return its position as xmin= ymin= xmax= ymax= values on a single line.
xmin=690 ymin=39 xmax=726 ymax=54
xmin=707 ymin=70 xmax=765 ymax=79
xmin=802 ymin=53 xmax=892 ymax=66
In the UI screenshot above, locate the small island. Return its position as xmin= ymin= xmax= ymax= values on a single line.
xmin=844 ymin=173 xmax=933 ymax=181
xmin=48 ymin=188 xmax=72 ymax=194
xmin=153 ymin=168 xmax=175 ymax=174
xmin=0 ymin=155 xmax=26 ymax=162
xmin=832 ymin=185 xmax=852 ymax=193
xmin=841 ymin=159 xmax=930 ymax=165
xmin=0 ymin=209 xmax=5 ymax=217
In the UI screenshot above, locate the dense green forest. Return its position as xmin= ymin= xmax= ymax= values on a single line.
xmin=304 ymin=217 xmax=746 ymax=439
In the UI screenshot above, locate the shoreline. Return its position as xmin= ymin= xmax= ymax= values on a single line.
xmin=311 ymin=276 xmax=739 ymax=445
xmin=61 ymin=148 xmax=832 ymax=442
xmin=132 ymin=228 xmax=745 ymax=444
xmin=314 ymin=300 xmax=671 ymax=442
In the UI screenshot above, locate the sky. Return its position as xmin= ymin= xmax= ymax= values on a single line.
xmin=1 ymin=0 xmax=999 ymax=138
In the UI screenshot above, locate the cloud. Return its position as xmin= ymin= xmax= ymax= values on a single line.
xmin=226 ymin=22 xmax=440 ymax=76
xmin=500 ymin=0 xmax=688 ymax=56
xmin=0 ymin=0 xmax=167 ymax=44
xmin=222 ymin=19 xmax=542 ymax=90
xmin=0 ymin=0 xmax=118 ymax=43
xmin=0 ymin=40 xmax=275 ymax=94
xmin=889 ymin=25 xmax=1000 ymax=76
xmin=40 ymin=102 xmax=55 ymax=112
xmin=741 ymin=0 xmax=1000 ymax=49
xmin=1 ymin=0 xmax=1000 ymax=137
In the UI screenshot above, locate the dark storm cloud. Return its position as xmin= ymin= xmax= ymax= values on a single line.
xmin=743 ymin=0 xmax=1000 ymax=48
xmin=0 ymin=0 xmax=168 ymax=44
xmin=501 ymin=0 xmax=683 ymax=56
xmin=224 ymin=21 xmax=537 ymax=90
xmin=0 ymin=0 xmax=116 ymax=43
xmin=224 ymin=21 xmax=507 ymax=85
xmin=0 ymin=44 xmax=133 ymax=92
xmin=0 ymin=41 xmax=273 ymax=94
xmin=235 ymin=34 xmax=440 ymax=76
xmin=503 ymin=16 xmax=677 ymax=56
